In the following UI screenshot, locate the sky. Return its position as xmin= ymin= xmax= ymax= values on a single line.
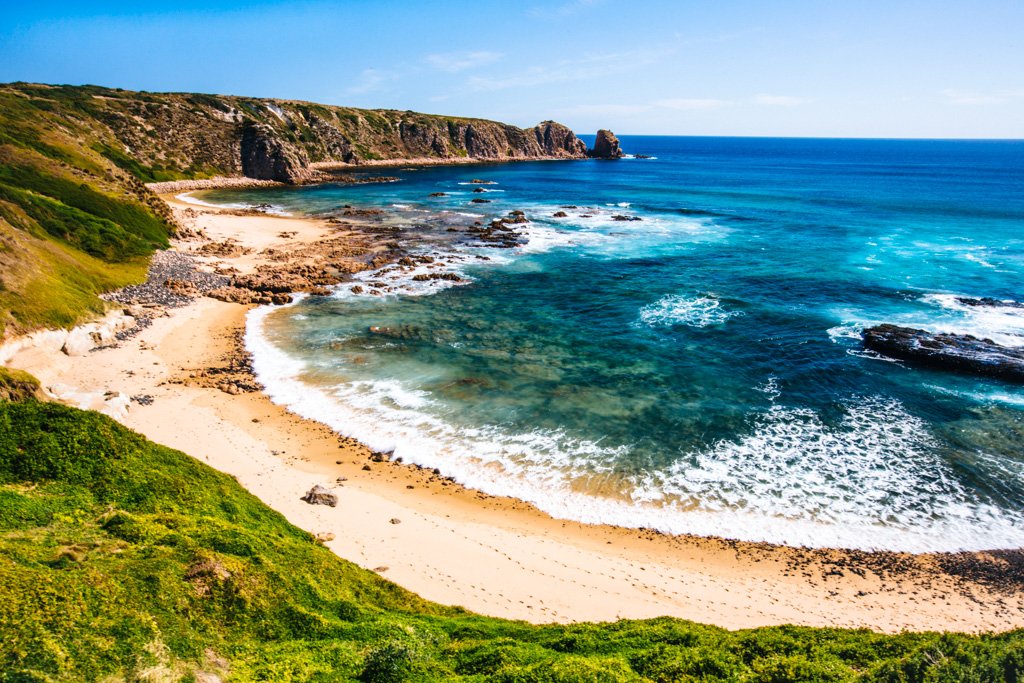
xmin=1 ymin=0 xmax=1022 ymax=138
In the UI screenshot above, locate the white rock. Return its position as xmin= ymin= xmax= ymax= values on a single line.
xmin=62 ymin=327 xmax=96 ymax=356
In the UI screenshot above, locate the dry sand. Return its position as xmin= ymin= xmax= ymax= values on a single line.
xmin=5 ymin=193 xmax=1023 ymax=633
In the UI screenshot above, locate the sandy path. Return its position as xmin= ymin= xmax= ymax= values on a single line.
xmin=5 ymin=195 xmax=1023 ymax=633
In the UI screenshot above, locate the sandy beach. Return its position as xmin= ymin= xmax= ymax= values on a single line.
xmin=5 ymin=192 xmax=1023 ymax=634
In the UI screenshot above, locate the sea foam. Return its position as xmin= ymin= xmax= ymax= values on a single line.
xmin=636 ymin=294 xmax=741 ymax=328
xmin=246 ymin=304 xmax=1024 ymax=552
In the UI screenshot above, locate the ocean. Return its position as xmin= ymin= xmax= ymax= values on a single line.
xmin=195 ymin=136 xmax=1024 ymax=552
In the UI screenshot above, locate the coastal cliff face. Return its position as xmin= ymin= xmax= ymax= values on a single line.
xmin=56 ymin=85 xmax=590 ymax=183
xmin=0 ymin=82 xmax=591 ymax=333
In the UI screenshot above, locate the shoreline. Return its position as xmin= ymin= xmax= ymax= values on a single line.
xmin=4 ymin=194 xmax=1023 ymax=633
xmin=145 ymin=156 xmax=589 ymax=194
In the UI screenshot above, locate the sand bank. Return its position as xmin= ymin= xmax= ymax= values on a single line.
xmin=4 ymin=194 xmax=1023 ymax=633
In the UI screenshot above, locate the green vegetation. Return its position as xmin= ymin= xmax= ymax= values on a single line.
xmin=0 ymin=368 xmax=41 ymax=402
xmin=0 ymin=398 xmax=1021 ymax=682
xmin=0 ymin=84 xmax=176 ymax=334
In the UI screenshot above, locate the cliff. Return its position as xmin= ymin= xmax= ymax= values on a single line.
xmin=0 ymin=82 xmax=588 ymax=334
xmin=3 ymin=84 xmax=587 ymax=184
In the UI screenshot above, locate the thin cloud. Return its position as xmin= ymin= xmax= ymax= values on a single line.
xmin=753 ymin=94 xmax=808 ymax=106
xmin=555 ymin=103 xmax=653 ymax=117
xmin=468 ymin=49 xmax=664 ymax=91
xmin=346 ymin=68 xmax=393 ymax=94
xmin=941 ymin=88 xmax=1024 ymax=105
xmin=426 ymin=51 xmax=502 ymax=73
xmin=656 ymin=98 xmax=727 ymax=110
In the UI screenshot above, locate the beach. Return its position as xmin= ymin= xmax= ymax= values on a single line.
xmin=4 ymin=192 xmax=1023 ymax=634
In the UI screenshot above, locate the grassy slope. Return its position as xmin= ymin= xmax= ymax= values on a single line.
xmin=0 ymin=82 xmax=577 ymax=334
xmin=0 ymin=85 xmax=173 ymax=335
xmin=0 ymin=396 xmax=1021 ymax=682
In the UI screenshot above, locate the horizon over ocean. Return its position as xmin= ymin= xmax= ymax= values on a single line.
xmin=194 ymin=135 xmax=1024 ymax=552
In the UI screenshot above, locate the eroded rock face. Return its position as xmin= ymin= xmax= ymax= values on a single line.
xmin=240 ymin=122 xmax=311 ymax=182
xmin=862 ymin=324 xmax=1024 ymax=382
xmin=589 ymin=129 xmax=624 ymax=159
xmin=533 ymin=121 xmax=589 ymax=158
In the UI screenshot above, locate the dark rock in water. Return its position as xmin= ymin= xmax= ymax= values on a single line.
xmin=553 ymin=211 xmax=569 ymax=218
xmin=470 ymin=198 xmax=491 ymax=203
xmin=589 ymin=129 xmax=624 ymax=159
xmin=428 ymin=192 xmax=446 ymax=197
xmin=612 ymin=214 xmax=642 ymax=222
xmin=955 ymin=296 xmax=1024 ymax=310
xmin=472 ymin=187 xmax=487 ymax=193
xmin=634 ymin=153 xmax=652 ymax=159
xmin=469 ymin=179 xmax=495 ymax=184
xmin=861 ymin=324 xmax=1024 ymax=382
xmin=301 ymin=485 xmax=338 ymax=507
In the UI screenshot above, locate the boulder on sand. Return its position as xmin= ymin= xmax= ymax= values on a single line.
xmin=301 ymin=485 xmax=338 ymax=507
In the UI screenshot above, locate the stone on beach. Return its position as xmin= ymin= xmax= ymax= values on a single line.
xmin=301 ymin=485 xmax=338 ymax=507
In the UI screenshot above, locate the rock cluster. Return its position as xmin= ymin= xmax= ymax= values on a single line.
xmin=862 ymin=324 xmax=1024 ymax=382
xmin=466 ymin=211 xmax=530 ymax=248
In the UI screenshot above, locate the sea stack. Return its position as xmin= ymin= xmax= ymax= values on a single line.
xmin=589 ymin=129 xmax=625 ymax=159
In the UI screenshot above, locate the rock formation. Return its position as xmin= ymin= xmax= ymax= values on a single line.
xmin=1 ymin=84 xmax=593 ymax=185
xmin=240 ymin=122 xmax=312 ymax=183
xmin=861 ymin=324 xmax=1024 ymax=382
xmin=533 ymin=121 xmax=589 ymax=158
xmin=301 ymin=485 xmax=338 ymax=507
xmin=589 ymin=129 xmax=624 ymax=159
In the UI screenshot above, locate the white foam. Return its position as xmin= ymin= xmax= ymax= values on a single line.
xmin=245 ymin=311 xmax=1024 ymax=552
xmin=828 ymin=294 xmax=1024 ymax=351
xmin=174 ymin=192 xmax=292 ymax=217
xmin=919 ymin=293 xmax=1024 ymax=347
xmin=636 ymin=294 xmax=741 ymax=328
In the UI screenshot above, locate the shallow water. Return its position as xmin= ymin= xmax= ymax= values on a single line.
xmin=203 ymin=136 xmax=1024 ymax=551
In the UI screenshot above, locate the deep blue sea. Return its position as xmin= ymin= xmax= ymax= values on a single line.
xmin=196 ymin=136 xmax=1024 ymax=552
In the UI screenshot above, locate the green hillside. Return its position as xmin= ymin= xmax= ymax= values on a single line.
xmin=0 ymin=384 xmax=1021 ymax=682
xmin=0 ymin=82 xmax=587 ymax=336
xmin=0 ymin=85 xmax=174 ymax=335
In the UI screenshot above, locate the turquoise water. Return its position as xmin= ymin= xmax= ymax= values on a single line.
xmin=200 ymin=137 xmax=1024 ymax=551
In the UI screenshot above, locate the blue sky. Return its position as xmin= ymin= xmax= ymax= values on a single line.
xmin=2 ymin=0 xmax=1022 ymax=137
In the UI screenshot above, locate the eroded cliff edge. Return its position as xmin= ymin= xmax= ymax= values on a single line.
xmin=14 ymin=84 xmax=589 ymax=183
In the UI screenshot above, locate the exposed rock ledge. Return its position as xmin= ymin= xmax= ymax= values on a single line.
xmin=862 ymin=324 xmax=1024 ymax=382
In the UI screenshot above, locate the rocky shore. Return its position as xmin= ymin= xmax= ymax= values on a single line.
xmin=2 ymin=192 xmax=1022 ymax=633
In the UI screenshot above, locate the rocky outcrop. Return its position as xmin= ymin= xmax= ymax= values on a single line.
xmin=589 ymin=129 xmax=624 ymax=159
xmin=862 ymin=324 xmax=1024 ymax=382
xmin=533 ymin=121 xmax=589 ymax=158
xmin=240 ymin=122 xmax=312 ymax=183
xmin=956 ymin=297 xmax=1024 ymax=310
